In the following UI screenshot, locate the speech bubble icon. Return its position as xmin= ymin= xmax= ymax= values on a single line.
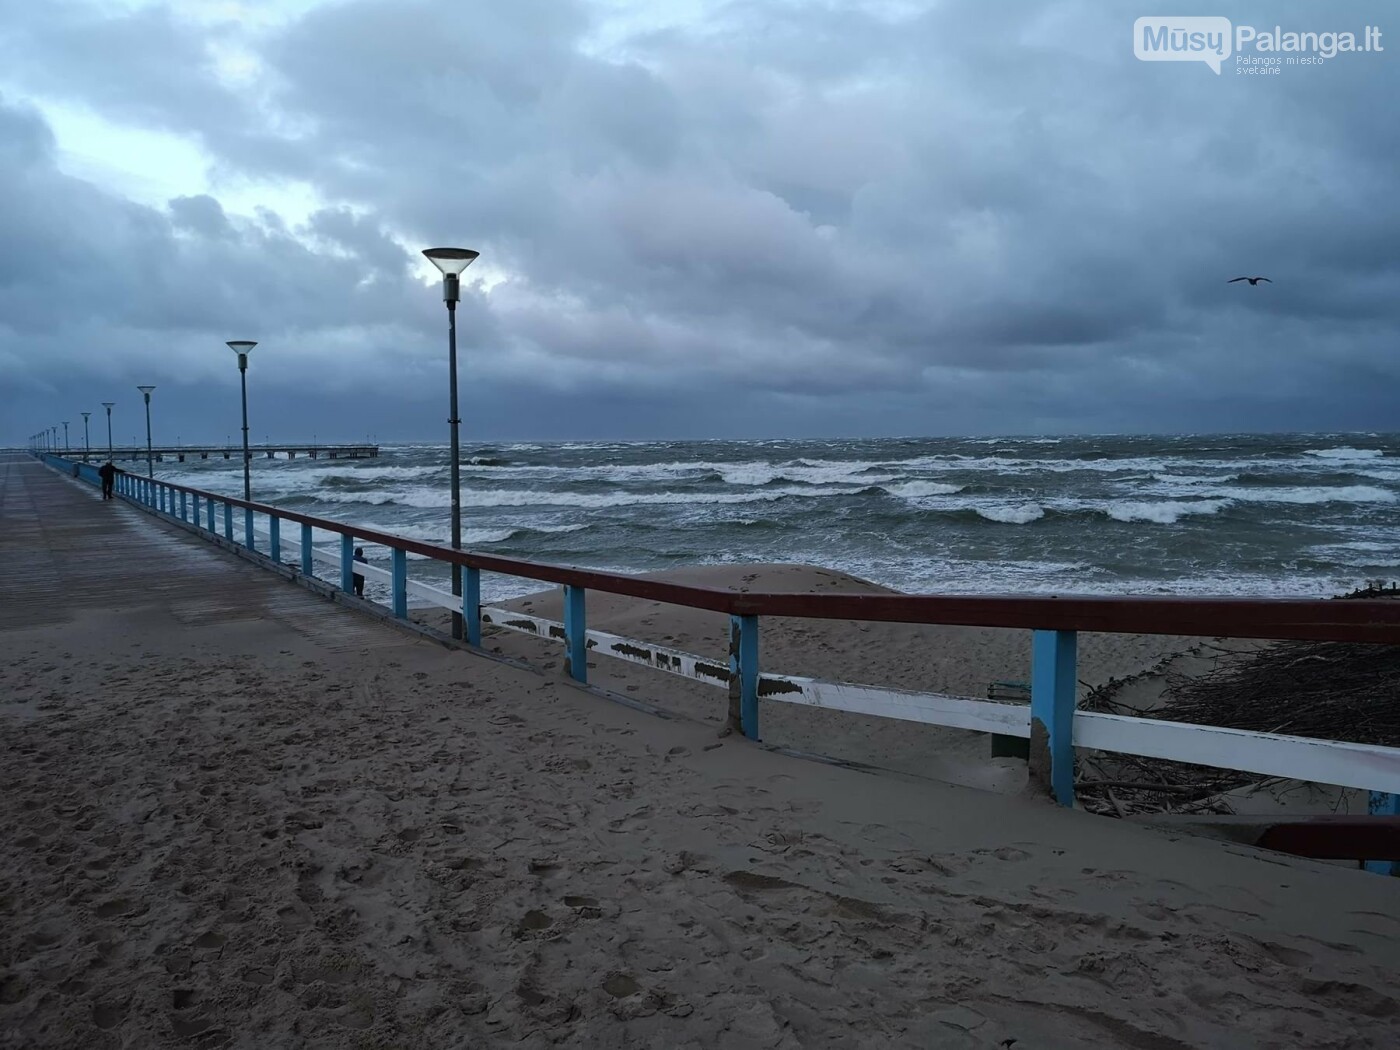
xmin=1134 ymin=16 xmax=1233 ymax=75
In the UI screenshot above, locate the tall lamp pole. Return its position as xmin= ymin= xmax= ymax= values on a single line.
xmin=102 ymin=402 xmax=115 ymax=459
xmin=137 ymin=386 xmax=156 ymax=478
xmin=81 ymin=412 xmax=91 ymax=462
xmin=62 ymin=421 xmax=70 ymax=452
xmin=226 ymin=341 xmax=258 ymax=501
xmin=422 ymin=247 xmax=480 ymax=642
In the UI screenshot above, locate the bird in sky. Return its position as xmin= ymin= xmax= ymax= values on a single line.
xmin=1227 ymin=276 xmax=1272 ymax=285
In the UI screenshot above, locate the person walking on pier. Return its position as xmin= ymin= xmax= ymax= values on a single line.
xmin=353 ymin=547 xmax=368 ymax=598
xmin=98 ymin=460 xmax=117 ymax=500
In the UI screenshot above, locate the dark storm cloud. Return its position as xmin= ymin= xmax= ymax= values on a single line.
xmin=2 ymin=0 xmax=1399 ymax=444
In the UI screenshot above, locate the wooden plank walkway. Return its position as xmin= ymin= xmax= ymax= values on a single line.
xmin=0 ymin=453 xmax=398 ymax=650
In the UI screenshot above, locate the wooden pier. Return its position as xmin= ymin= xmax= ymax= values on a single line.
xmin=74 ymin=443 xmax=379 ymax=463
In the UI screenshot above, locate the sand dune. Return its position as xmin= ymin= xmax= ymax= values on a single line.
xmin=461 ymin=562 xmax=1200 ymax=788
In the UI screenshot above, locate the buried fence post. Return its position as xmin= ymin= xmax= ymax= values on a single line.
xmin=464 ymin=566 xmax=482 ymax=647
xmin=729 ymin=614 xmax=760 ymax=740
xmin=300 ymin=523 xmax=314 ymax=577
xmin=563 ymin=584 xmax=587 ymax=683
xmin=1031 ymin=629 xmax=1078 ymax=807
xmin=1366 ymin=792 xmax=1399 ymax=876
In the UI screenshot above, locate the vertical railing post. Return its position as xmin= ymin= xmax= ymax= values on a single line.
xmin=391 ymin=548 xmax=408 ymax=618
xmin=1366 ymin=792 xmax=1399 ymax=876
xmin=191 ymin=493 xmax=200 ymax=527
xmin=340 ymin=535 xmax=355 ymax=593
xmin=269 ymin=515 xmax=281 ymax=562
xmin=300 ymin=523 xmax=314 ymax=576
xmin=464 ymin=565 xmax=481 ymax=646
xmin=1031 ymin=629 xmax=1078 ymax=807
xmin=206 ymin=496 xmax=215 ymax=532
xmin=728 ymin=614 xmax=760 ymax=740
xmin=563 ymin=585 xmax=587 ymax=682
xmin=223 ymin=502 xmax=233 ymax=541
xmin=179 ymin=491 xmax=187 ymax=522
xmin=244 ymin=507 xmax=255 ymax=551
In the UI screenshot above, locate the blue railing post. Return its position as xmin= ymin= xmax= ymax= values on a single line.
xmin=464 ymin=566 xmax=481 ymax=646
xmin=223 ymin=502 xmax=233 ymax=541
xmin=244 ymin=508 xmax=255 ymax=551
xmin=729 ymin=614 xmax=760 ymax=740
xmin=269 ymin=516 xmax=281 ymax=562
xmin=1366 ymin=792 xmax=1399 ymax=876
xmin=1031 ymin=629 xmax=1079 ymax=807
xmin=191 ymin=493 xmax=199 ymax=527
xmin=340 ymin=535 xmax=355 ymax=593
xmin=179 ymin=491 xmax=187 ymax=522
xmin=206 ymin=496 xmax=215 ymax=532
xmin=563 ymin=585 xmax=587 ymax=682
xmin=300 ymin=524 xmax=314 ymax=576
xmin=391 ymin=548 xmax=408 ymax=618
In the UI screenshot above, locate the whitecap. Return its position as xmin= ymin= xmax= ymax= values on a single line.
xmin=1104 ymin=500 xmax=1230 ymax=524
xmin=975 ymin=504 xmax=1045 ymax=524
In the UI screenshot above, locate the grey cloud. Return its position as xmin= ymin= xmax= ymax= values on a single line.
xmin=3 ymin=0 xmax=1399 ymax=444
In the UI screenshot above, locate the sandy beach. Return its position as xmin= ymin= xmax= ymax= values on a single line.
xmin=4 ymin=458 xmax=1400 ymax=1048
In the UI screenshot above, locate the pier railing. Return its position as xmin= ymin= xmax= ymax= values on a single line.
xmin=42 ymin=452 xmax=1400 ymax=867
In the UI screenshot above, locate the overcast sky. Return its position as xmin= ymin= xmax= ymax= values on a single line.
xmin=2 ymin=0 xmax=1397 ymax=447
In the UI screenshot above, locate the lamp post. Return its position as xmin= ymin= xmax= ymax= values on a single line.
xmin=102 ymin=402 xmax=115 ymax=459
xmin=62 ymin=421 xmax=70 ymax=452
xmin=137 ymin=386 xmax=155 ymax=478
xmin=422 ymin=246 xmax=480 ymax=642
xmin=81 ymin=412 xmax=91 ymax=462
xmin=226 ymin=341 xmax=258 ymax=501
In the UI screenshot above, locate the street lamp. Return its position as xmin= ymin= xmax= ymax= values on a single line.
xmin=62 ymin=421 xmax=70 ymax=452
xmin=81 ymin=412 xmax=91 ymax=461
xmin=226 ymin=341 xmax=258 ymax=501
xmin=137 ymin=386 xmax=156 ymax=478
xmin=423 ymin=246 xmax=480 ymax=641
xmin=102 ymin=402 xmax=115 ymax=459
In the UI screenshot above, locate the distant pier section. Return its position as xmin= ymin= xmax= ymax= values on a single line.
xmin=85 ymin=444 xmax=379 ymax=463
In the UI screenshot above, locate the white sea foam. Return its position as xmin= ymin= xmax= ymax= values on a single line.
xmin=720 ymin=460 xmax=894 ymax=486
xmin=975 ymin=504 xmax=1045 ymax=524
xmin=1203 ymin=485 xmax=1395 ymax=505
xmin=1304 ymin=447 xmax=1384 ymax=461
xmin=882 ymin=481 xmax=965 ymax=498
xmin=1104 ymin=500 xmax=1230 ymax=523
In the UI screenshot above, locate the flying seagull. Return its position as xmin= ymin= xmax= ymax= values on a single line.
xmin=1228 ymin=276 xmax=1272 ymax=285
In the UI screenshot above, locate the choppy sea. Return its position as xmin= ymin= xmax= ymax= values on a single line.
xmin=152 ymin=433 xmax=1398 ymax=602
